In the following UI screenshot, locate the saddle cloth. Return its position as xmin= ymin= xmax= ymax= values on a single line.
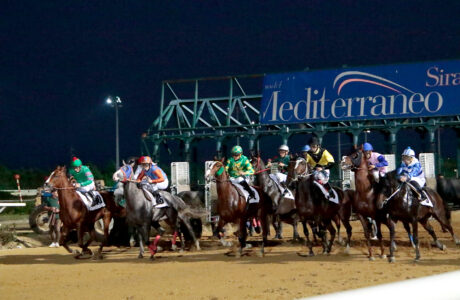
xmin=268 ymin=174 xmax=295 ymax=200
xmin=232 ymin=183 xmax=260 ymax=204
xmin=404 ymin=190 xmax=433 ymax=207
xmin=76 ymin=191 xmax=105 ymax=211
xmin=313 ymin=181 xmax=339 ymax=204
xmin=141 ymin=189 xmax=169 ymax=208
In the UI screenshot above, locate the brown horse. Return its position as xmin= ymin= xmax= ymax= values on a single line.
xmin=250 ymin=154 xmax=301 ymax=241
xmin=286 ymin=156 xmax=351 ymax=255
xmin=205 ymin=160 xmax=269 ymax=257
xmin=376 ymin=170 xmax=460 ymax=262
xmin=45 ymin=166 xmax=122 ymax=259
xmin=341 ymin=149 xmax=396 ymax=261
xmin=286 ymin=156 xmax=353 ymax=247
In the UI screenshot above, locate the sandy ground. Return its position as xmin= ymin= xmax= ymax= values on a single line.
xmin=1 ymin=212 xmax=460 ymax=300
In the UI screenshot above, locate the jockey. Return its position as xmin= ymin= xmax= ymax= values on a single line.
xmin=363 ymin=142 xmax=388 ymax=182
xmin=69 ymin=157 xmax=97 ymax=203
xmin=306 ymin=137 xmax=334 ymax=182
xmin=137 ymin=156 xmax=169 ymax=205
xmin=397 ymin=147 xmax=427 ymax=200
xmin=266 ymin=144 xmax=290 ymax=183
xmin=301 ymin=145 xmax=311 ymax=160
xmin=225 ymin=145 xmax=255 ymax=199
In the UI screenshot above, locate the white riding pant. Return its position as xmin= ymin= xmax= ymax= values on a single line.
xmin=410 ymin=176 xmax=426 ymax=188
xmin=149 ymin=178 xmax=169 ymax=191
xmin=275 ymin=173 xmax=287 ymax=184
xmin=77 ymin=182 xmax=95 ymax=192
xmin=371 ymin=170 xmax=386 ymax=182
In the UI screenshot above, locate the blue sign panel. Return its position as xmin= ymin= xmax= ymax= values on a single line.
xmin=261 ymin=60 xmax=460 ymax=124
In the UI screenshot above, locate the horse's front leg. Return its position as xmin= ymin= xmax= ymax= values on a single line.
xmin=386 ymin=218 xmax=396 ymax=263
xmin=236 ymin=217 xmax=247 ymax=258
xmin=181 ymin=217 xmax=201 ymax=251
xmin=60 ymin=225 xmax=77 ymax=255
xmin=413 ymin=219 xmax=421 ymax=262
xmin=358 ymin=214 xmax=374 ymax=260
xmin=93 ymin=212 xmax=111 ymax=260
xmin=215 ymin=218 xmax=232 ymax=247
xmin=375 ymin=220 xmax=386 ymax=259
xmin=137 ymin=224 xmax=147 ymax=259
xmin=258 ymin=210 xmax=269 ymax=257
xmin=325 ymin=220 xmax=336 ymax=254
xmin=302 ymin=220 xmax=314 ymax=256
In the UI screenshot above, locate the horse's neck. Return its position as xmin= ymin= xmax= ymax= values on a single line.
xmin=125 ymin=182 xmax=148 ymax=209
xmin=215 ymin=174 xmax=236 ymax=200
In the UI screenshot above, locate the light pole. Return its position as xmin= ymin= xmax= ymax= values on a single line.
xmin=364 ymin=129 xmax=371 ymax=143
xmin=106 ymin=96 xmax=122 ymax=169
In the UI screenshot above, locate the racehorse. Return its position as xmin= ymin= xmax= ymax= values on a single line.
xmin=376 ymin=170 xmax=460 ymax=262
xmin=286 ymin=156 xmax=352 ymax=247
xmin=45 ymin=166 xmax=123 ymax=259
xmin=286 ymin=156 xmax=350 ymax=255
xmin=205 ymin=160 xmax=269 ymax=257
xmin=113 ymin=162 xmax=204 ymax=260
xmin=342 ymin=148 xmax=399 ymax=261
xmin=250 ymin=154 xmax=301 ymax=240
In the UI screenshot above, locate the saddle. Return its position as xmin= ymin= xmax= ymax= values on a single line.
xmin=76 ymin=190 xmax=105 ymax=211
xmin=231 ymin=183 xmax=260 ymax=204
xmin=139 ymin=184 xmax=169 ymax=208
xmin=313 ymin=181 xmax=339 ymax=204
xmin=268 ymin=174 xmax=294 ymax=200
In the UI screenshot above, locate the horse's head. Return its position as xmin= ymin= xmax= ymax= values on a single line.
xmin=44 ymin=166 xmax=68 ymax=190
xmin=205 ymin=160 xmax=226 ymax=181
xmin=375 ymin=171 xmax=398 ymax=209
xmin=113 ymin=159 xmax=135 ymax=182
xmin=250 ymin=153 xmax=265 ymax=172
xmin=341 ymin=148 xmax=364 ymax=171
xmin=286 ymin=155 xmax=307 ymax=185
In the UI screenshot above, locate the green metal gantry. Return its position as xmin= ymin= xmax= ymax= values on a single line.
xmin=143 ymin=74 xmax=460 ymax=179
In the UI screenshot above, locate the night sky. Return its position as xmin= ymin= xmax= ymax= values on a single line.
xmin=1 ymin=1 xmax=459 ymax=169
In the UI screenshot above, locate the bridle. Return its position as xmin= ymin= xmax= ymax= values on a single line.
xmin=252 ymin=156 xmax=270 ymax=175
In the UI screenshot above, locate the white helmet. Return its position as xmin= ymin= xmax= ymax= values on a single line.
xmin=278 ymin=145 xmax=289 ymax=152
xmin=402 ymin=147 xmax=416 ymax=158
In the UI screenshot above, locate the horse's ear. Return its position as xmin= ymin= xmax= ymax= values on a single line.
xmin=257 ymin=150 xmax=261 ymax=158
xmin=359 ymin=144 xmax=364 ymax=151
xmin=122 ymin=160 xmax=126 ymax=166
xmin=221 ymin=156 xmax=226 ymax=163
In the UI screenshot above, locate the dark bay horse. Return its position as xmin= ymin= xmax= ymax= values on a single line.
xmin=205 ymin=160 xmax=269 ymax=257
xmin=250 ymin=154 xmax=300 ymax=241
xmin=45 ymin=166 xmax=122 ymax=259
xmin=341 ymin=149 xmax=398 ymax=261
xmin=376 ymin=170 xmax=460 ymax=262
xmin=113 ymin=163 xmax=203 ymax=259
xmin=286 ymin=156 xmax=351 ymax=255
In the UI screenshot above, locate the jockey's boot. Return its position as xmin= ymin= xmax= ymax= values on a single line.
xmin=325 ymin=183 xmax=335 ymax=198
xmin=151 ymin=190 xmax=164 ymax=205
xmin=240 ymin=180 xmax=256 ymax=200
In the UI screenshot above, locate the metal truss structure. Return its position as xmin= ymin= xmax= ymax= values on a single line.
xmin=142 ymin=74 xmax=460 ymax=179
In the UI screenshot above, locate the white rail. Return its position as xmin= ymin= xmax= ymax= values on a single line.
xmin=302 ymin=270 xmax=460 ymax=300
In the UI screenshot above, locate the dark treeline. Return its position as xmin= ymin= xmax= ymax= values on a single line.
xmin=0 ymin=162 xmax=117 ymax=190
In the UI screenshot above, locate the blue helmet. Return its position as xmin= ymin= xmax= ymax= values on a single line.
xmin=301 ymin=145 xmax=311 ymax=152
xmin=363 ymin=143 xmax=373 ymax=151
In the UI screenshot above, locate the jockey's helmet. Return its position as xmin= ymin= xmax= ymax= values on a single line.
xmin=231 ymin=145 xmax=243 ymax=155
xmin=309 ymin=137 xmax=320 ymax=146
xmin=402 ymin=147 xmax=416 ymax=158
xmin=278 ymin=145 xmax=289 ymax=152
xmin=139 ymin=156 xmax=153 ymax=164
xmin=363 ymin=143 xmax=373 ymax=151
xmin=301 ymin=145 xmax=311 ymax=152
xmin=71 ymin=157 xmax=82 ymax=168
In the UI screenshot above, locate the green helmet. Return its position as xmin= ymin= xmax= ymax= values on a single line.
xmin=71 ymin=157 xmax=82 ymax=167
xmin=231 ymin=145 xmax=243 ymax=155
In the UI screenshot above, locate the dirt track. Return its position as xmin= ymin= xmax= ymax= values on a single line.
xmin=1 ymin=212 xmax=460 ymax=300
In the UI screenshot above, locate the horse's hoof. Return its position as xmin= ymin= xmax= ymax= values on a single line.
xmin=130 ymin=240 xmax=136 ymax=248
xmin=171 ymin=244 xmax=178 ymax=251
xmin=150 ymin=255 xmax=155 ymax=261
xmin=72 ymin=249 xmax=80 ymax=255
xmin=369 ymin=256 xmax=375 ymax=261
xmin=138 ymin=253 xmax=143 ymax=259
xmin=388 ymin=256 xmax=396 ymax=263
xmin=92 ymin=253 xmax=103 ymax=260
xmin=275 ymin=234 xmax=283 ymax=240
xmin=414 ymin=257 xmax=420 ymax=262
xmin=257 ymin=250 xmax=264 ymax=258
xmin=380 ymin=254 xmax=387 ymax=259
xmin=235 ymin=251 xmax=242 ymax=258
xmin=245 ymin=244 xmax=253 ymax=249
xmin=344 ymin=245 xmax=351 ymax=255
xmin=156 ymin=246 xmax=163 ymax=252
xmin=179 ymin=249 xmax=185 ymax=253
xmin=455 ymin=239 xmax=460 ymax=246
xmin=196 ymin=246 xmax=201 ymax=251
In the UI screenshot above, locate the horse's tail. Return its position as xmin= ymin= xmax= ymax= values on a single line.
xmin=427 ymin=187 xmax=451 ymax=225
xmin=168 ymin=194 xmax=208 ymax=220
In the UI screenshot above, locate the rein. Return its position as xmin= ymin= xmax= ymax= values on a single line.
xmin=254 ymin=168 xmax=270 ymax=175
xmin=382 ymin=183 xmax=403 ymax=205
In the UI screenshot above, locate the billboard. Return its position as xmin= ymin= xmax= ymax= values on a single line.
xmin=261 ymin=60 xmax=460 ymax=124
